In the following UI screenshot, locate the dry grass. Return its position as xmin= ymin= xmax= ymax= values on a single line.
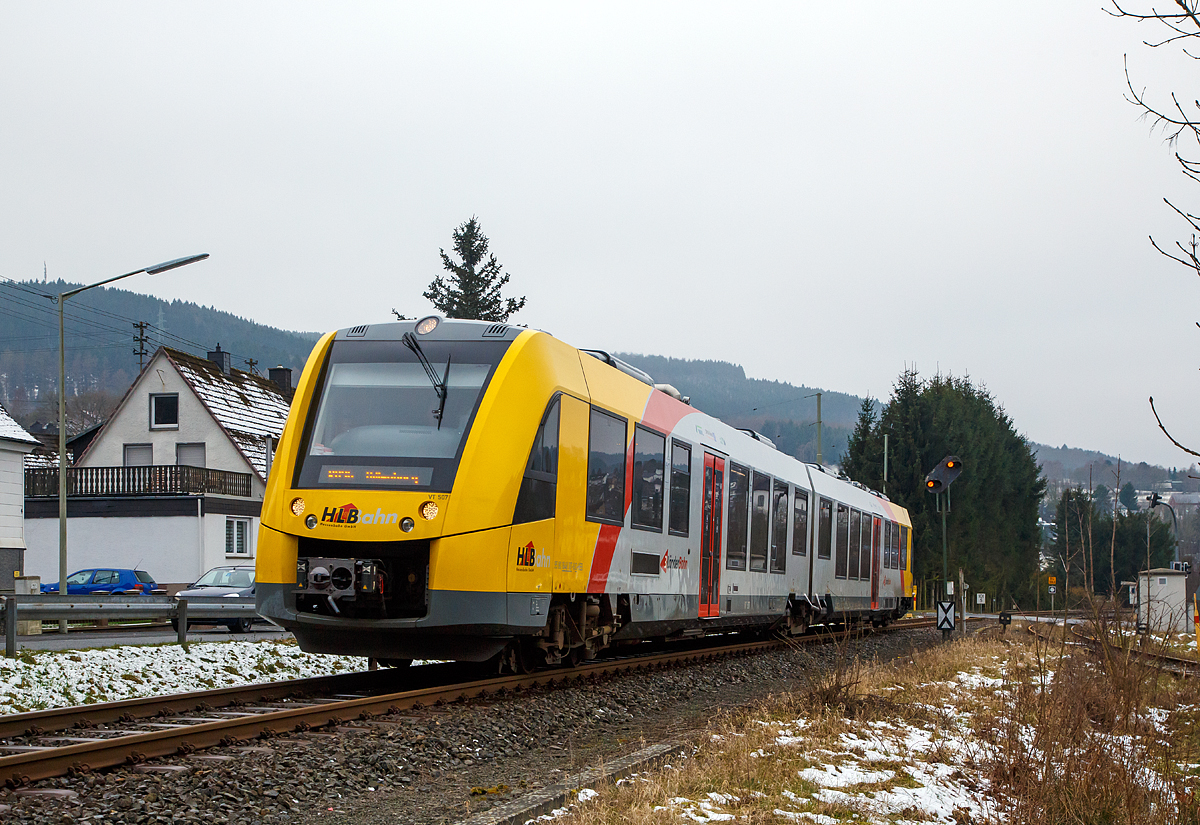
xmin=546 ymin=627 xmax=1200 ymax=825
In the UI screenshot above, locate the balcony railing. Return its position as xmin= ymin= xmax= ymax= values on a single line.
xmin=25 ymin=465 xmax=253 ymax=498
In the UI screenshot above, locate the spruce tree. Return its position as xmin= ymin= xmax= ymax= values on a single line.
xmin=423 ymin=217 xmax=526 ymax=322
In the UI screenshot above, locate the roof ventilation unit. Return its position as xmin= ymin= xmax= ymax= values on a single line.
xmin=345 ymin=325 xmax=369 ymax=337
xmin=654 ymin=383 xmax=691 ymax=405
xmin=482 ymin=323 xmax=510 ymax=338
xmin=580 ymin=350 xmax=654 ymax=386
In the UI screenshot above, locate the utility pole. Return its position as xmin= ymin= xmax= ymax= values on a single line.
xmin=805 ymin=392 xmax=823 ymax=465
xmin=132 ymin=321 xmax=150 ymax=371
xmin=882 ymin=433 xmax=889 ymax=496
xmin=243 ymin=358 xmax=259 ymax=376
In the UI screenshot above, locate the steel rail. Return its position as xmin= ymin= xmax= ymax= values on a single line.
xmin=1069 ymin=623 xmax=1200 ymax=677
xmin=0 ymin=666 xmax=424 ymax=740
xmin=0 ymin=639 xmax=780 ymax=787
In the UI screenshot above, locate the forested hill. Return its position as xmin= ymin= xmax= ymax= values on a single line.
xmin=0 ymin=280 xmax=1175 ymax=484
xmin=0 ymin=279 xmax=319 ymax=420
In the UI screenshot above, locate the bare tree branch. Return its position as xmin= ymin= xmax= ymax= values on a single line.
xmin=1150 ymin=395 xmax=1200 ymax=457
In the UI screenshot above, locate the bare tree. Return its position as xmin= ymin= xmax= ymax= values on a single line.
xmin=1110 ymin=3 xmax=1200 ymax=448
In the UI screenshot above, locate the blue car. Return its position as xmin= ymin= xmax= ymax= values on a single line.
xmin=40 ymin=568 xmax=157 ymax=595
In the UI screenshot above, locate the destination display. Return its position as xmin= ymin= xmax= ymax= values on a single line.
xmin=319 ymin=465 xmax=433 ymax=486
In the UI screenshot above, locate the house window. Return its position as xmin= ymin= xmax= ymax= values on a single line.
xmin=150 ymin=394 xmax=179 ymax=429
xmin=226 ymin=518 xmax=251 ymax=556
xmin=123 ymin=444 xmax=153 ymax=466
xmin=176 ymin=443 xmax=206 ymax=468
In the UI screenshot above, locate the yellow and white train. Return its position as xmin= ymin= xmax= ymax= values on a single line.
xmin=256 ymin=317 xmax=912 ymax=667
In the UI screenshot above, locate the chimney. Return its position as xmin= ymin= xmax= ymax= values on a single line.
xmin=207 ymin=344 xmax=231 ymax=374
xmin=269 ymin=365 xmax=293 ymax=394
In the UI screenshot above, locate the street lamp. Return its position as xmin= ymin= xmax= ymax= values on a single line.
xmin=54 ymin=254 xmax=209 ymax=626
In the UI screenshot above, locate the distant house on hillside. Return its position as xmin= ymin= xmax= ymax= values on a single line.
xmin=0 ymin=402 xmax=38 ymax=592
xmin=24 ymin=346 xmax=295 ymax=590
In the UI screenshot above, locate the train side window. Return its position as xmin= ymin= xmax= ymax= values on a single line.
xmin=848 ymin=509 xmax=862 ymax=580
xmin=861 ymin=515 xmax=874 ymax=579
xmin=668 ymin=440 xmax=691 ymax=537
xmin=792 ymin=489 xmax=809 ymax=555
xmin=514 ymin=396 xmax=561 ymax=524
xmin=631 ymin=426 xmax=666 ymax=532
xmin=818 ymin=497 xmax=833 ymax=559
xmin=900 ymin=525 xmax=909 ymax=570
xmin=586 ymin=407 xmax=627 ymax=525
xmin=726 ymin=463 xmax=750 ymax=570
xmin=893 ymin=522 xmax=901 ymax=569
xmin=834 ymin=503 xmax=849 ymax=578
xmin=749 ymin=471 xmax=770 ymax=572
xmin=770 ymin=481 xmax=788 ymax=573
xmin=882 ymin=520 xmax=892 ymax=569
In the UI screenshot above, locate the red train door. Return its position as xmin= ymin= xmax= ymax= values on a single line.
xmin=870 ymin=516 xmax=882 ymax=610
xmin=699 ymin=453 xmax=724 ymax=617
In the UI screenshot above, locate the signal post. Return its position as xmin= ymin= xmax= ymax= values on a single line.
xmin=926 ymin=456 xmax=963 ymax=639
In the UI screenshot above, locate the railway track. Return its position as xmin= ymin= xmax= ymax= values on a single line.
xmin=1022 ymin=620 xmax=1200 ymax=677
xmin=3 ymin=624 xmax=895 ymax=788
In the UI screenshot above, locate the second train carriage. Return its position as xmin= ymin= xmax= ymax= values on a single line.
xmin=255 ymin=317 xmax=912 ymax=665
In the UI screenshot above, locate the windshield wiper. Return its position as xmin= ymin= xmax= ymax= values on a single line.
xmin=402 ymin=332 xmax=451 ymax=429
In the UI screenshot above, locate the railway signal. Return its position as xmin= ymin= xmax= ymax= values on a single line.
xmin=926 ymin=455 xmax=963 ymax=639
xmin=924 ymin=456 xmax=963 ymax=494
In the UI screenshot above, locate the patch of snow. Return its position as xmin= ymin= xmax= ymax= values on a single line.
xmin=0 ymin=639 xmax=375 ymax=714
xmin=799 ymin=764 xmax=896 ymax=787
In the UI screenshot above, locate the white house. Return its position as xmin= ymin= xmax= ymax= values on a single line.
xmin=0 ymin=402 xmax=38 ymax=592
xmin=24 ymin=346 xmax=296 ymax=590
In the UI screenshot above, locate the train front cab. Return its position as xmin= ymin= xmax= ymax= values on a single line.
xmin=257 ymin=322 xmax=606 ymax=662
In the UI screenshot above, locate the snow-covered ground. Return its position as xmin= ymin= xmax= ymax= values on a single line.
xmin=530 ymin=643 xmax=1199 ymax=824
xmin=0 ymin=639 xmax=367 ymax=714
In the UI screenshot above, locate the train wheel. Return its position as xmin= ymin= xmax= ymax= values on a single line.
xmin=565 ymin=646 xmax=585 ymax=668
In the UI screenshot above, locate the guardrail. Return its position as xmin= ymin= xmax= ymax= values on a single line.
xmin=0 ymin=595 xmax=261 ymax=658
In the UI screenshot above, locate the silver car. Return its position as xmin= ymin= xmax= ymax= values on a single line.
xmin=173 ymin=565 xmax=257 ymax=633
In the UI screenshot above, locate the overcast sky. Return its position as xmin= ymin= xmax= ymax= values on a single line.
xmin=1 ymin=3 xmax=1196 ymax=467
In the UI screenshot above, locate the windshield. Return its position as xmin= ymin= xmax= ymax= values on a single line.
xmin=295 ymin=338 xmax=510 ymax=491
xmin=195 ymin=568 xmax=255 ymax=587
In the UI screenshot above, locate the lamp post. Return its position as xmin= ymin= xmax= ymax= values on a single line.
xmin=55 ymin=254 xmax=209 ymax=628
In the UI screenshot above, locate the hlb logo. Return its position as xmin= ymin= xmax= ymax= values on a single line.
xmin=322 ymin=503 xmax=360 ymax=525
xmin=661 ymin=551 xmax=688 ymax=571
xmin=515 ymin=542 xmax=549 ymax=569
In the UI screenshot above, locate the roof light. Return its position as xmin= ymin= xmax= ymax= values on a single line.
xmin=415 ymin=316 xmax=440 ymax=335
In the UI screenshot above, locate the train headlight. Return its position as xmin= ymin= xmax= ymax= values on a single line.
xmin=400 ymin=517 xmax=415 ymax=532
xmin=415 ymin=315 xmax=440 ymax=335
xmin=290 ymin=497 xmax=306 ymax=517
xmin=419 ymin=501 xmax=438 ymax=520
xmin=305 ymin=514 xmax=318 ymax=530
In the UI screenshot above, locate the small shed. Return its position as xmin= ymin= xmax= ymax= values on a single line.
xmin=1138 ymin=568 xmax=1190 ymax=634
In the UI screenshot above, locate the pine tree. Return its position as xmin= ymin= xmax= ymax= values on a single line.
xmin=843 ymin=369 xmax=1045 ymax=606
xmin=423 ymin=217 xmax=526 ymax=322
xmin=841 ymin=397 xmax=880 ymax=484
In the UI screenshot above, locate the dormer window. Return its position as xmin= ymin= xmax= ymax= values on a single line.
xmin=150 ymin=394 xmax=179 ymax=429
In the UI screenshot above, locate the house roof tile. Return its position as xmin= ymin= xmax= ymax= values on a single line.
xmin=162 ymin=348 xmax=293 ymax=481
xmin=0 ymin=401 xmax=38 ymax=446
